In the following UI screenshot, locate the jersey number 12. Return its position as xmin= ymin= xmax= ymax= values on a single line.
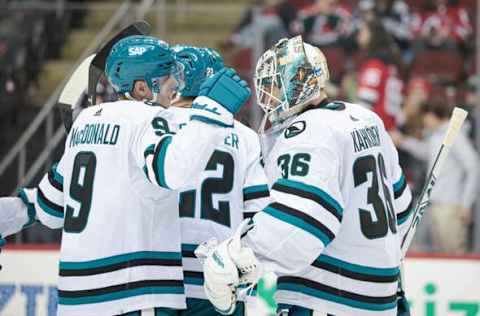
xmin=179 ymin=150 xmax=234 ymax=227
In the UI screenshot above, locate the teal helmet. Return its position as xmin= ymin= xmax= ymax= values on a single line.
xmin=201 ymin=47 xmax=224 ymax=73
xmin=172 ymin=45 xmax=225 ymax=97
xmin=105 ymin=35 xmax=178 ymax=96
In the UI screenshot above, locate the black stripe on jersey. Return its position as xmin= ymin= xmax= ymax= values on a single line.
xmin=184 ymin=271 xmax=203 ymax=279
xmin=397 ymin=199 xmax=414 ymax=224
xmin=59 ymin=258 xmax=182 ymax=277
xmin=181 ymin=249 xmax=196 ymax=258
xmin=272 ymin=182 xmax=342 ymax=222
xmin=277 ymin=276 xmax=397 ymax=305
xmin=48 ymin=169 xmax=63 ymax=192
xmin=37 ymin=188 xmax=64 ymax=214
xmin=119 ymin=310 xmax=141 ymax=316
xmin=243 ymin=212 xmax=257 ymax=219
xmin=311 ymin=259 xmax=399 ymax=283
xmin=270 ymin=202 xmax=335 ymax=241
xmin=57 ymin=279 xmax=184 ymax=298
xmin=393 ymin=178 xmax=407 ymax=199
xmin=243 ymin=190 xmax=270 ymax=201
xmin=184 ymin=271 xmax=204 ymax=286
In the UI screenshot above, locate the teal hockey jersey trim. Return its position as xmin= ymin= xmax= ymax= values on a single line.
xmin=273 ymin=178 xmax=343 ymax=221
xmin=58 ymin=280 xmax=185 ymax=305
xmin=263 ymin=202 xmax=334 ymax=246
xmin=37 ymin=188 xmax=64 ymax=218
xmin=60 ymin=251 xmax=181 ymax=271
xmin=152 ymin=136 xmax=172 ymax=189
xmin=277 ymin=276 xmax=397 ymax=311
xmin=393 ymin=174 xmax=407 ymax=199
xmin=243 ymin=184 xmax=270 ymax=201
xmin=17 ymin=188 xmax=37 ymax=228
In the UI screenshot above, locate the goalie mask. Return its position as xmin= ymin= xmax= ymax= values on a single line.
xmin=254 ymin=36 xmax=329 ymax=125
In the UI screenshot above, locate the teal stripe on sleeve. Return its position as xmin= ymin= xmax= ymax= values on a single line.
xmin=52 ymin=163 xmax=64 ymax=185
xmin=181 ymin=244 xmax=198 ymax=252
xmin=37 ymin=192 xmax=64 ymax=218
xmin=276 ymin=178 xmax=343 ymax=216
xmin=153 ymin=136 xmax=172 ymax=189
xmin=17 ymin=188 xmax=37 ymax=228
xmin=243 ymin=184 xmax=269 ymax=195
xmin=143 ymin=144 xmax=155 ymax=158
xmin=393 ymin=174 xmax=405 ymax=192
xmin=263 ymin=206 xmax=332 ymax=246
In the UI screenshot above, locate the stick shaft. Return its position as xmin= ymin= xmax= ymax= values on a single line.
xmin=400 ymin=107 xmax=468 ymax=256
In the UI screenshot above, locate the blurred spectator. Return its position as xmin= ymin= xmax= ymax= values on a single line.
xmin=350 ymin=0 xmax=376 ymax=36
xmin=396 ymin=76 xmax=434 ymax=223
xmin=393 ymin=100 xmax=480 ymax=254
xmin=465 ymin=75 xmax=480 ymax=253
xmin=351 ymin=0 xmax=413 ymax=61
xmin=355 ymin=19 xmax=404 ymax=131
xmin=296 ymin=0 xmax=352 ymax=47
xmin=375 ymin=0 xmax=414 ymax=60
xmin=413 ymin=0 xmax=473 ymax=56
xmin=403 ymin=77 xmax=432 ymax=137
xmin=223 ymin=0 xmax=298 ymax=50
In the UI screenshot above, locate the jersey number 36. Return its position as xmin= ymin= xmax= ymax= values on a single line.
xmin=353 ymin=154 xmax=397 ymax=239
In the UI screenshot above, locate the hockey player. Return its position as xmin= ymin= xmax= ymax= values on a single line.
xmin=200 ymin=36 xmax=414 ymax=316
xmin=168 ymin=45 xmax=270 ymax=315
xmin=0 ymin=35 xmax=251 ymax=316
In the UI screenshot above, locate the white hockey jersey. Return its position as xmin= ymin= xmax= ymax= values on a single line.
xmin=167 ymin=107 xmax=270 ymax=300
xmin=243 ymin=101 xmax=413 ymax=315
xmin=7 ymin=95 xmax=242 ymax=315
xmin=34 ymin=100 xmax=187 ymax=316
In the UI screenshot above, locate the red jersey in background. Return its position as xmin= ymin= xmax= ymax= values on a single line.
xmin=357 ymin=58 xmax=403 ymax=130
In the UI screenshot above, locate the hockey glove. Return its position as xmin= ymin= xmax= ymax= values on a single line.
xmin=198 ymin=67 xmax=251 ymax=115
xmin=200 ymin=220 xmax=258 ymax=315
xmin=0 ymin=195 xmax=35 ymax=238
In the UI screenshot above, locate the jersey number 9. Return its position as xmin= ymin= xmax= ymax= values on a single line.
xmin=64 ymin=152 xmax=97 ymax=233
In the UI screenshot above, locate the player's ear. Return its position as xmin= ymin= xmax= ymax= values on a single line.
xmin=131 ymin=80 xmax=151 ymax=100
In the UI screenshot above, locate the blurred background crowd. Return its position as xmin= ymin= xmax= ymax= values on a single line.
xmin=222 ymin=0 xmax=480 ymax=255
xmin=1 ymin=0 xmax=480 ymax=256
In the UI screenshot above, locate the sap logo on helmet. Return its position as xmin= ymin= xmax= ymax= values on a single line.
xmin=128 ymin=46 xmax=147 ymax=56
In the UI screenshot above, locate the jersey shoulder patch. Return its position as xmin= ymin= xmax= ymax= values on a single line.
xmin=284 ymin=120 xmax=306 ymax=139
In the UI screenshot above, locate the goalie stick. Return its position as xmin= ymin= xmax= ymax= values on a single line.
xmin=88 ymin=21 xmax=151 ymax=105
xmin=400 ymin=107 xmax=468 ymax=255
xmin=397 ymin=107 xmax=468 ymax=315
